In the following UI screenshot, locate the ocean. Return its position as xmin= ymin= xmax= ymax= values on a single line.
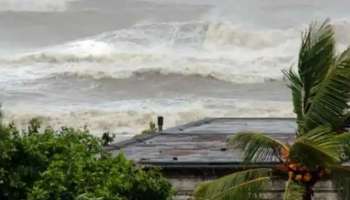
xmin=1 ymin=0 xmax=350 ymax=139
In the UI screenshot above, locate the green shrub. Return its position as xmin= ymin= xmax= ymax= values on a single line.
xmin=141 ymin=122 xmax=157 ymax=135
xmin=101 ymin=132 xmax=116 ymax=146
xmin=0 ymin=120 xmax=173 ymax=200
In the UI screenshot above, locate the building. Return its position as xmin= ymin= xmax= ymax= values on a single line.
xmin=107 ymin=118 xmax=339 ymax=200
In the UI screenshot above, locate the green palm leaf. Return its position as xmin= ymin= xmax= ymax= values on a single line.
xmin=228 ymin=132 xmax=288 ymax=163
xmin=334 ymin=132 xmax=350 ymax=161
xmin=284 ymin=20 xmax=350 ymax=134
xmin=303 ymin=47 xmax=350 ymax=132
xmin=298 ymin=20 xmax=335 ymax=115
xmin=193 ymin=168 xmax=272 ymax=200
xmin=288 ymin=19 xmax=350 ymax=133
xmin=330 ymin=166 xmax=350 ymax=200
xmin=283 ymin=68 xmax=304 ymax=134
xmin=289 ymin=126 xmax=342 ymax=168
xmin=283 ymin=179 xmax=305 ymax=200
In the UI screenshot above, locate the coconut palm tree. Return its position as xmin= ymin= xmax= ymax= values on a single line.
xmin=194 ymin=20 xmax=350 ymax=200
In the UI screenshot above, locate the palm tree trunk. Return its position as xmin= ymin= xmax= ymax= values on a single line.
xmin=303 ymin=185 xmax=313 ymax=200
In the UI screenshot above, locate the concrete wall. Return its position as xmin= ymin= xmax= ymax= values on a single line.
xmin=168 ymin=176 xmax=339 ymax=200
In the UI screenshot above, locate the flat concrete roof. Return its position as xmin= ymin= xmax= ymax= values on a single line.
xmin=164 ymin=118 xmax=297 ymax=134
xmin=107 ymin=118 xmax=297 ymax=168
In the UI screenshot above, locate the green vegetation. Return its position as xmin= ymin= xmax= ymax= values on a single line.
xmin=141 ymin=122 xmax=157 ymax=135
xmin=101 ymin=132 xmax=116 ymax=146
xmin=0 ymin=116 xmax=173 ymax=200
xmin=194 ymin=20 xmax=350 ymax=200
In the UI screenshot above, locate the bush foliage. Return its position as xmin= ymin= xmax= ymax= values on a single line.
xmin=0 ymin=119 xmax=173 ymax=200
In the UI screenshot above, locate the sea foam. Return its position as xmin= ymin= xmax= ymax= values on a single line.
xmin=1 ymin=21 xmax=300 ymax=83
xmin=3 ymin=98 xmax=293 ymax=137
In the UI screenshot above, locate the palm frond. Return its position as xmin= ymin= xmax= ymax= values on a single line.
xmin=298 ymin=19 xmax=335 ymax=115
xmin=283 ymin=68 xmax=304 ymax=134
xmin=193 ymin=168 xmax=272 ymax=200
xmin=334 ymin=132 xmax=350 ymax=161
xmin=299 ymin=28 xmax=350 ymax=132
xmin=283 ymin=179 xmax=305 ymax=200
xmin=286 ymin=20 xmax=350 ymax=134
xmin=330 ymin=166 xmax=350 ymax=200
xmin=228 ymin=132 xmax=288 ymax=163
xmin=305 ymin=50 xmax=350 ymax=131
xmin=289 ymin=126 xmax=342 ymax=168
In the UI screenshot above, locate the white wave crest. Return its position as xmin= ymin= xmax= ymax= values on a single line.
xmin=1 ymin=21 xmax=300 ymax=83
xmin=2 ymin=98 xmax=294 ymax=138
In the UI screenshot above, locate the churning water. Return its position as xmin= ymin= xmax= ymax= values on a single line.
xmin=1 ymin=0 xmax=350 ymax=138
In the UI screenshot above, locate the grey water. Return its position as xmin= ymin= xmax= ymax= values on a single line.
xmin=0 ymin=0 xmax=349 ymax=137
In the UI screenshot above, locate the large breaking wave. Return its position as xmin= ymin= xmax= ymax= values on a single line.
xmin=1 ymin=21 xmax=300 ymax=83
